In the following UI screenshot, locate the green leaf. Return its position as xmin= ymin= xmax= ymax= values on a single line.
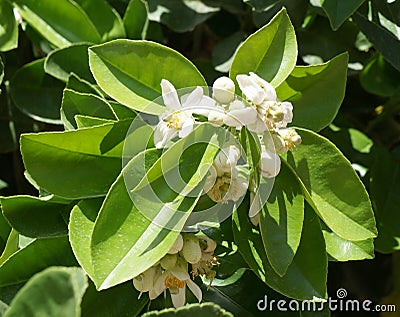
xmin=0 ymin=230 xmax=18 ymax=266
xmin=142 ymin=302 xmax=233 ymax=317
xmin=81 ymin=280 xmax=148 ymax=317
xmin=75 ymin=115 xmax=115 ymax=128
xmin=20 ymin=121 xmax=133 ymax=199
xmin=321 ymin=0 xmax=366 ymax=30
xmin=321 ymin=223 xmax=374 ymax=261
xmin=11 ymin=0 xmax=101 ymax=47
xmin=147 ymin=0 xmax=219 ymax=33
xmin=0 ymin=0 xmax=18 ymax=51
xmin=276 ymin=53 xmax=348 ymax=132
xmin=69 ymin=198 xmax=102 ymax=280
xmin=360 ymin=53 xmax=400 ymax=97
xmin=353 ymin=12 xmax=400 ymax=71
xmin=4 ymin=267 xmax=87 ymax=317
xmin=123 ymin=0 xmax=149 ymax=39
xmin=230 ymin=8 xmax=297 ymax=88
xmin=0 ymin=195 xmax=71 ymax=238
xmin=259 ymin=162 xmax=304 ymax=277
xmin=89 ymin=40 xmax=207 ymax=115
xmin=61 ymin=90 xmax=116 ymax=129
xmin=284 ymin=129 xmax=377 ymax=241
xmin=72 ymin=0 xmax=126 ymax=42
xmin=0 ymin=57 xmax=3 ymax=86
xmin=370 ymin=146 xmax=400 ymax=253
xmin=0 ymin=236 xmax=77 ymax=287
xmin=233 ymin=196 xmax=327 ymax=300
xmin=10 ymin=59 xmax=64 ymax=124
xmin=44 ymin=43 xmax=94 ymax=83
xmin=66 ymin=73 xmax=102 ymax=96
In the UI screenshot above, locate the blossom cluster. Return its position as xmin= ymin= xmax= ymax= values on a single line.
xmin=153 ymin=72 xmax=301 ymax=207
xmin=133 ymin=234 xmax=218 ymax=308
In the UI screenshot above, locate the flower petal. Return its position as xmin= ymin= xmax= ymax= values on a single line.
xmin=224 ymin=107 xmax=257 ymax=127
xmin=249 ymin=72 xmax=277 ymax=101
xmin=247 ymin=117 xmax=267 ymax=133
xmin=154 ymin=121 xmax=177 ymax=149
xmin=178 ymin=118 xmax=194 ymax=138
xmin=171 ymin=286 xmax=186 ymax=308
xmin=259 ymin=151 xmax=281 ymax=178
xmin=161 ymin=79 xmax=181 ymax=110
xmin=187 ymin=279 xmax=202 ymax=303
xmin=236 ymin=74 xmax=265 ymax=105
xmin=182 ymin=86 xmax=203 ymax=109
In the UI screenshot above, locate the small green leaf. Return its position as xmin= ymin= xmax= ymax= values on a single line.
xmin=1 ymin=195 xmax=71 ymax=238
xmin=11 ymin=0 xmax=101 ymax=47
xmin=0 ymin=0 xmax=18 ymax=51
xmin=230 ymin=8 xmax=297 ymax=88
xmin=44 ymin=43 xmax=94 ymax=83
xmin=142 ymin=302 xmax=233 ymax=317
xmin=284 ymin=128 xmax=377 ymax=241
xmin=321 ymin=0 xmax=366 ymax=30
xmin=75 ymin=115 xmax=115 ymax=128
xmin=276 ymin=53 xmax=348 ymax=132
xmin=123 ymin=0 xmax=149 ymax=39
xmin=4 ymin=267 xmax=87 ymax=317
xmin=259 ymin=162 xmax=304 ymax=277
xmin=10 ymin=59 xmax=64 ymax=124
xmin=89 ymin=40 xmax=207 ymax=115
xmin=20 ymin=121 xmax=132 ymax=199
xmin=0 ymin=236 xmax=77 ymax=287
xmin=233 ymin=197 xmax=327 ymax=300
xmin=353 ymin=11 xmax=400 ymax=71
xmin=61 ymin=89 xmax=116 ymax=129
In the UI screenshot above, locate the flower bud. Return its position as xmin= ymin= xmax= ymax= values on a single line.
xmin=278 ymin=128 xmax=302 ymax=151
xmin=198 ymin=236 xmax=217 ymax=253
xmin=168 ymin=234 xmax=184 ymax=254
xmin=213 ymin=77 xmax=235 ymax=104
xmin=182 ymin=236 xmax=202 ymax=264
xmin=259 ymin=150 xmax=281 ymax=178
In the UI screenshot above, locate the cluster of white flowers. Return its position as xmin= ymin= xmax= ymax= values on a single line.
xmin=133 ymin=234 xmax=218 ymax=308
xmin=153 ymin=73 xmax=301 ymax=205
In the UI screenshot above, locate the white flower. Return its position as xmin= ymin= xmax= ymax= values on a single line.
xmin=236 ymin=72 xmax=293 ymax=131
xmin=264 ymin=129 xmax=302 ymax=153
xmin=168 ymin=234 xmax=184 ymax=254
xmin=204 ymin=145 xmax=248 ymax=203
xmin=181 ymin=235 xmax=202 ymax=264
xmin=212 ymin=76 xmax=235 ymax=104
xmin=153 ymin=258 xmax=202 ymax=308
xmin=277 ymin=128 xmax=302 ymax=151
xmin=132 ymin=265 xmax=162 ymax=300
xmin=154 ymin=80 xmax=214 ymax=148
xmin=259 ymin=149 xmax=281 ymax=179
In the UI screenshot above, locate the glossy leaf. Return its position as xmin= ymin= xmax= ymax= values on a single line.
xmin=0 ymin=195 xmax=71 ymax=238
xmin=69 ymin=198 xmax=103 ymax=280
xmin=44 ymin=43 xmax=94 ymax=83
xmin=259 ymin=162 xmax=304 ymax=277
xmin=4 ymin=267 xmax=87 ymax=317
xmin=230 ymin=8 xmax=297 ymax=88
xmin=0 ymin=236 xmax=77 ymax=287
xmin=61 ymin=89 xmax=116 ymax=129
xmin=321 ymin=0 xmax=366 ymax=30
xmin=10 ymin=59 xmax=64 ymax=124
xmin=322 ymin=224 xmax=374 ymax=261
xmin=123 ymin=0 xmax=149 ymax=39
xmin=65 ymin=73 xmax=102 ymax=96
xmin=91 ymin=124 xmax=223 ymax=289
xmin=89 ymin=40 xmax=207 ymax=115
xmin=11 ymin=0 xmax=101 ymax=47
xmin=75 ymin=116 xmax=115 ymax=128
xmin=233 ymin=196 xmax=327 ymax=300
xmin=276 ymin=53 xmax=348 ymax=132
xmin=0 ymin=0 xmax=18 ymax=51
xmin=353 ymin=12 xmax=400 ymax=71
xmin=147 ymin=0 xmax=219 ymax=33
xmin=72 ymin=0 xmax=126 ymax=42
xmin=20 ymin=121 xmax=132 ymax=199
xmin=284 ymin=129 xmax=377 ymax=241
xmin=81 ymin=281 xmax=148 ymax=317
xmin=142 ymin=302 xmax=233 ymax=317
